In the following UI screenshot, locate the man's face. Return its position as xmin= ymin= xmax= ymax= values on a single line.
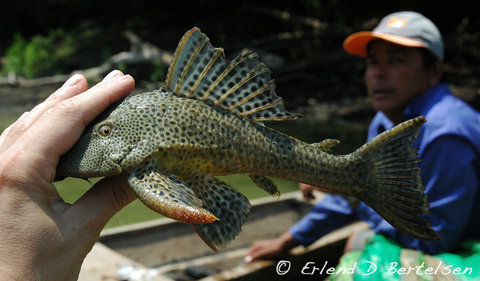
xmin=364 ymin=40 xmax=436 ymax=123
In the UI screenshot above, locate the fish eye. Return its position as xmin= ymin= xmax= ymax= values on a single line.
xmin=98 ymin=124 xmax=112 ymax=136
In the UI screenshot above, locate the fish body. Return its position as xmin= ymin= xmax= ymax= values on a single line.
xmin=57 ymin=28 xmax=440 ymax=250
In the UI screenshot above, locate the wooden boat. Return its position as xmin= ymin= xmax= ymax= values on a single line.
xmin=79 ymin=191 xmax=369 ymax=281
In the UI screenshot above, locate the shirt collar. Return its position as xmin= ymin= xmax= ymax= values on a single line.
xmin=403 ymin=83 xmax=450 ymax=120
xmin=368 ymin=83 xmax=451 ymax=141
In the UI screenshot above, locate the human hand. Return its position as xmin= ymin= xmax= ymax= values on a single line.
xmin=244 ymin=231 xmax=300 ymax=263
xmin=0 ymin=70 xmax=137 ymax=281
xmin=299 ymin=183 xmax=318 ymax=201
xmin=300 ymin=183 xmax=341 ymax=200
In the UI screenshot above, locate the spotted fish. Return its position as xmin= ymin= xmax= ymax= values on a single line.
xmin=56 ymin=28 xmax=440 ymax=251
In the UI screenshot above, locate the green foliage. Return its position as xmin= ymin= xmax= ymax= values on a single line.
xmin=116 ymin=63 xmax=127 ymax=73
xmin=3 ymin=33 xmax=26 ymax=77
xmin=150 ymin=58 xmax=166 ymax=82
xmin=2 ymin=30 xmax=75 ymax=78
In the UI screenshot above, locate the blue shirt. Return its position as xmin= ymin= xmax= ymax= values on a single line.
xmin=290 ymin=84 xmax=480 ymax=254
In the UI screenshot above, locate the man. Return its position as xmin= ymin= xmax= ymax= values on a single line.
xmin=245 ymin=11 xmax=480 ymax=262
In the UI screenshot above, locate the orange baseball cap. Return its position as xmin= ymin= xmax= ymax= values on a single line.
xmin=343 ymin=11 xmax=443 ymax=60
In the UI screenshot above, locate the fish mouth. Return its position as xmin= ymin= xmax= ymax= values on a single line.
xmin=118 ymin=145 xmax=139 ymax=174
xmin=102 ymin=157 xmax=124 ymax=176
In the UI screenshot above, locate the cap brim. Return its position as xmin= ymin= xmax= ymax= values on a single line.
xmin=343 ymin=31 xmax=428 ymax=57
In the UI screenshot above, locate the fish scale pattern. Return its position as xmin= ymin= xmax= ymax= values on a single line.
xmin=56 ymin=28 xmax=440 ymax=252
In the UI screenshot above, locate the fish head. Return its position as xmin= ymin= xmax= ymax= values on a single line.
xmin=56 ymin=92 xmax=162 ymax=179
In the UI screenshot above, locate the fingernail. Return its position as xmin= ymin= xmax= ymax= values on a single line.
xmin=103 ymin=70 xmax=124 ymax=82
xmin=244 ymin=256 xmax=252 ymax=263
xmin=63 ymin=74 xmax=82 ymax=87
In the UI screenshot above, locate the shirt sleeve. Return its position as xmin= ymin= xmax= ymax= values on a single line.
xmin=289 ymin=194 xmax=357 ymax=247
xmin=376 ymin=135 xmax=479 ymax=254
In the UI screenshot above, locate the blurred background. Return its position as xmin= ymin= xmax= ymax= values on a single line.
xmin=2 ymin=1 xmax=480 ymax=279
xmin=2 ymin=0 xmax=479 ymax=112
xmin=1 ymin=0 xmax=479 ymax=227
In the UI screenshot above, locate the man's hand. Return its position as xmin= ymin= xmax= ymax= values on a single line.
xmin=299 ymin=183 xmax=318 ymax=201
xmin=0 ymin=70 xmax=138 ymax=281
xmin=244 ymin=231 xmax=300 ymax=263
xmin=300 ymin=183 xmax=341 ymax=201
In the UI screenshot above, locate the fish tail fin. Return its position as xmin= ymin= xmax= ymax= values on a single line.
xmin=165 ymin=27 xmax=300 ymax=122
xmin=188 ymin=175 xmax=251 ymax=251
xmin=356 ymin=116 xmax=441 ymax=240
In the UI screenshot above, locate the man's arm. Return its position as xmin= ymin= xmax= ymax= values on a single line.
xmin=245 ymin=194 xmax=357 ymax=262
xmin=289 ymin=194 xmax=357 ymax=246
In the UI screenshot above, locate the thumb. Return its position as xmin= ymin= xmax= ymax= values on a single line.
xmin=68 ymin=177 xmax=137 ymax=234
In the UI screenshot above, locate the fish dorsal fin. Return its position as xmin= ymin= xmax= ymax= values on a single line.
xmin=165 ymin=27 xmax=299 ymax=122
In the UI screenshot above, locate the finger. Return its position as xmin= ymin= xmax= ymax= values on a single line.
xmin=66 ymin=176 xmax=137 ymax=235
xmin=101 ymin=69 xmax=125 ymax=82
xmin=245 ymin=247 xmax=267 ymax=262
xmin=0 ymin=75 xmax=88 ymax=154
xmin=42 ymin=71 xmax=134 ymax=156
xmin=245 ymin=242 xmax=268 ymax=262
xmin=27 ymin=74 xmax=88 ymax=128
xmin=0 ymin=112 xmax=27 ymax=150
xmin=245 ymin=244 xmax=261 ymax=257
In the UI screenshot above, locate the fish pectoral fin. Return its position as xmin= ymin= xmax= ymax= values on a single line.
xmin=165 ymin=27 xmax=299 ymax=122
xmin=186 ymin=175 xmax=251 ymax=251
xmin=249 ymin=175 xmax=280 ymax=198
xmin=127 ymin=159 xmax=217 ymax=224
xmin=314 ymin=139 xmax=340 ymax=153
